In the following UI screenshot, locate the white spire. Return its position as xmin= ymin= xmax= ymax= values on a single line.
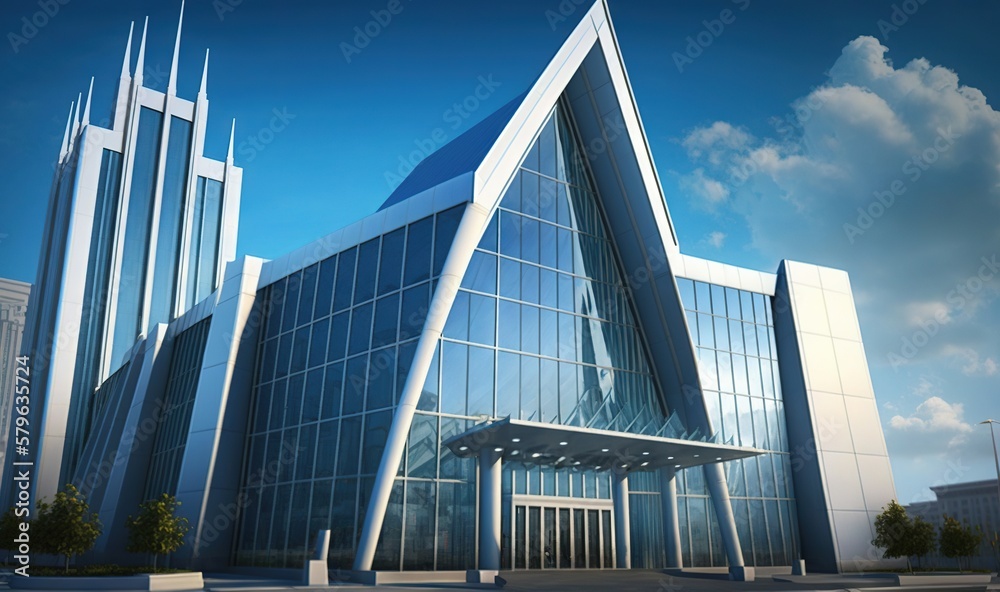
xmin=82 ymin=77 xmax=94 ymax=126
xmin=199 ymin=48 xmax=209 ymax=98
xmin=71 ymin=92 xmax=81 ymax=139
xmin=59 ymin=101 xmax=74 ymax=161
xmin=134 ymin=17 xmax=148 ymax=86
xmin=120 ymin=21 xmax=134 ymax=79
xmin=227 ymin=119 xmax=236 ymax=164
xmin=167 ymin=0 xmax=185 ymax=95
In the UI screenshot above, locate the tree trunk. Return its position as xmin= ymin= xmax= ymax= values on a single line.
xmin=906 ymin=557 xmax=912 ymax=574
xmin=153 ymin=553 xmax=158 ymax=573
xmin=65 ymin=555 xmax=69 ymax=573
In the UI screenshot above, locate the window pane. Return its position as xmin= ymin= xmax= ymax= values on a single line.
xmin=500 ymin=211 xmax=521 ymax=259
xmin=468 ymin=293 xmax=496 ymax=346
xmin=399 ymin=282 xmax=429 ymax=341
xmin=404 ymin=217 xmax=433 ymax=286
xmin=337 ymin=415 xmax=361 ymax=476
xmin=302 ymin=368 xmax=323 ymax=423
xmin=298 ymin=263 xmax=318 ymax=326
xmin=372 ymin=294 xmax=400 ymax=348
xmin=308 ymin=318 xmax=329 ymax=369
xmin=367 ymin=347 xmax=395 ymax=411
xmin=497 ymin=352 xmax=520 ymax=418
xmin=343 ymin=356 xmax=367 ymax=415
xmin=499 ymin=257 xmax=520 ymax=300
xmin=314 ymin=255 xmax=337 ymax=318
xmin=479 ymin=212 xmax=499 ymax=251
xmin=498 ymin=300 xmax=520 ymax=350
xmin=328 ymin=312 xmax=349 ymax=362
xmin=408 ymin=413 xmax=437 ymax=478
xmin=333 ymin=247 xmax=356 ymax=313
xmin=520 ymin=355 xmax=539 ymax=421
xmin=354 ymin=238 xmax=380 ymax=304
xmin=361 ymin=410 xmax=391 ymax=474
xmin=467 ymin=345 xmax=495 ymax=416
xmin=348 ymin=303 xmax=373 ymax=356
xmin=377 ymin=228 xmax=405 ymax=295
xmin=434 ymin=205 xmax=464 ymax=277
xmin=441 ymin=341 xmax=468 ymax=416
xmin=461 ymin=251 xmax=497 ymax=294
xmin=322 ymin=363 xmax=344 ymax=419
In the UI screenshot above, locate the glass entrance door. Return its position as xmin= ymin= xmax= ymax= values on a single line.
xmin=507 ymin=500 xmax=614 ymax=569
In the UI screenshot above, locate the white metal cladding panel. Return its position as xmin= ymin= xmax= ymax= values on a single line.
xmin=783 ymin=259 xmax=897 ymax=570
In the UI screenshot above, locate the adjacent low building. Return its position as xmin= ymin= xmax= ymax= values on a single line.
xmin=29 ymin=0 xmax=898 ymax=579
xmin=908 ymin=479 xmax=1000 ymax=570
xmin=0 ymin=278 xmax=31 ymax=484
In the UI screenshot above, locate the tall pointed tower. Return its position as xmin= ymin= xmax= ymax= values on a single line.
xmin=15 ymin=2 xmax=242 ymax=504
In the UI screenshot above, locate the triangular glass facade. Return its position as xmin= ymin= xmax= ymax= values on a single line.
xmin=438 ymin=102 xmax=668 ymax=434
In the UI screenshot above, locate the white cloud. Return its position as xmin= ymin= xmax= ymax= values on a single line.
xmin=682 ymin=121 xmax=751 ymax=165
xmin=678 ymin=34 xmax=1000 ymax=373
xmin=889 ymin=396 xmax=973 ymax=433
xmin=680 ymin=168 xmax=729 ymax=208
xmin=705 ymin=231 xmax=726 ymax=248
xmin=941 ymin=345 xmax=999 ymax=376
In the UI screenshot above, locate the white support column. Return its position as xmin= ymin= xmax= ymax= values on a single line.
xmin=704 ymin=463 xmax=754 ymax=581
xmin=612 ymin=471 xmax=631 ymax=569
xmin=478 ymin=448 xmax=501 ymax=570
xmin=659 ymin=468 xmax=683 ymax=568
xmin=353 ymin=201 xmax=490 ymax=572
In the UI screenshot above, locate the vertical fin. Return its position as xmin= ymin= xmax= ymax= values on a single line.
xmin=120 ymin=21 xmax=134 ymax=79
xmin=167 ymin=0 xmax=185 ymax=95
xmin=82 ymin=77 xmax=94 ymax=126
xmin=227 ymin=119 xmax=236 ymax=164
xmin=134 ymin=17 xmax=149 ymax=86
xmin=59 ymin=101 xmax=74 ymax=161
xmin=199 ymin=48 xmax=209 ymax=98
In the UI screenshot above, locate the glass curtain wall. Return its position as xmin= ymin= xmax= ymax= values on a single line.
xmin=111 ymin=107 xmax=163 ymax=370
xmin=185 ymin=177 xmax=224 ymax=309
xmin=144 ymin=318 xmax=212 ymax=499
xmin=234 ymin=205 xmax=464 ymax=569
xmin=65 ymin=149 xmax=123 ymax=480
xmin=149 ymin=117 xmax=193 ymax=329
xmin=676 ymin=278 xmax=800 ymax=567
xmin=423 ymin=102 xmax=666 ymax=571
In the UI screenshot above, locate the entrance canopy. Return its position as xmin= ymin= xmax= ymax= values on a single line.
xmin=444 ymin=418 xmax=766 ymax=472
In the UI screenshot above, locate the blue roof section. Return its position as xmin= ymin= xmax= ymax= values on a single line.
xmin=378 ymin=90 xmax=528 ymax=211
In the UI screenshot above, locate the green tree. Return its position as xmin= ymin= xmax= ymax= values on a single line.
xmin=33 ymin=484 xmax=102 ymax=572
xmin=872 ymin=500 xmax=915 ymax=572
xmin=0 ymin=507 xmax=27 ymax=564
xmin=126 ymin=494 xmax=190 ymax=572
xmin=939 ymin=515 xmax=983 ymax=573
xmin=908 ymin=516 xmax=937 ymax=570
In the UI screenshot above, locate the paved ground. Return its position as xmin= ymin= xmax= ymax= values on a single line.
xmin=198 ymin=570 xmax=994 ymax=592
xmin=0 ymin=570 xmax=992 ymax=591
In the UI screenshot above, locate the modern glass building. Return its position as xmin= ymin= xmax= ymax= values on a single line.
xmin=38 ymin=0 xmax=898 ymax=581
xmin=8 ymin=3 xmax=242 ymax=508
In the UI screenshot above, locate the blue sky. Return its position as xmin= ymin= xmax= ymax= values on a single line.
xmin=1 ymin=0 xmax=998 ymax=505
